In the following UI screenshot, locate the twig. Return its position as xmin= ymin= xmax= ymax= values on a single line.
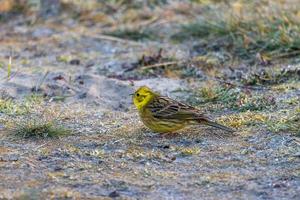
xmin=139 ymin=61 xmax=180 ymax=70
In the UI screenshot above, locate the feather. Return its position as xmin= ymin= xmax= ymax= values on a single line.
xmin=147 ymin=95 xmax=234 ymax=132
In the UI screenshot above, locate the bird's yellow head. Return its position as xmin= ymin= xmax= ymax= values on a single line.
xmin=133 ymin=86 xmax=156 ymax=110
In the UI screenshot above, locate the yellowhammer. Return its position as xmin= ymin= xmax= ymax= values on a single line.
xmin=133 ymin=86 xmax=234 ymax=133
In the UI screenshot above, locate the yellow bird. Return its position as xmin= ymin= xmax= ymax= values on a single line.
xmin=133 ymin=86 xmax=234 ymax=133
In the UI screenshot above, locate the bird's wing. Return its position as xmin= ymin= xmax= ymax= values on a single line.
xmin=147 ymin=96 xmax=210 ymax=120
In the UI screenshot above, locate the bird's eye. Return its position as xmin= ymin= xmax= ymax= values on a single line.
xmin=136 ymin=93 xmax=140 ymax=97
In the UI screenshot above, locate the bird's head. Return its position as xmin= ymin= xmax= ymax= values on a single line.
xmin=132 ymin=86 xmax=156 ymax=110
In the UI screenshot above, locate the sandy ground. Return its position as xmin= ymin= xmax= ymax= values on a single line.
xmin=0 ymin=6 xmax=300 ymax=199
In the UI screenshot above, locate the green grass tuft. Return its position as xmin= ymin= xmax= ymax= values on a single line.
xmin=0 ymin=94 xmax=71 ymax=139
xmin=13 ymin=117 xmax=70 ymax=139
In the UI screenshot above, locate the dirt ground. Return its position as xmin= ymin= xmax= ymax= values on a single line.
xmin=0 ymin=1 xmax=300 ymax=199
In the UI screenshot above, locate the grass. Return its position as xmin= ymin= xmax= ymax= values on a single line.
xmin=0 ymin=94 xmax=44 ymax=115
xmin=218 ymin=103 xmax=300 ymax=135
xmin=0 ymin=94 xmax=71 ymax=139
xmin=242 ymin=67 xmax=300 ymax=86
xmin=0 ymin=56 xmax=12 ymax=78
xmin=266 ymin=108 xmax=300 ymax=135
xmin=177 ymin=146 xmax=201 ymax=157
xmin=0 ymin=99 xmax=26 ymax=115
xmin=7 ymin=56 xmax=11 ymax=78
xmin=9 ymin=105 xmax=71 ymax=139
xmin=197 ymin=85 xmax=275 ymax=112
xmin=105 ymin=28 xmax=158 ymax=41
xmin=13 ymin=117 xmax=70 ymax=139
xmin=199 ymin=86 xmax=238 ymax=104
xmin=56 ymin=55 xmax=72 ymax=63
xmin=172 ymin=0 xmax=300 ymax=61
xmin=218 ymin=111 xmax=267 ymax=129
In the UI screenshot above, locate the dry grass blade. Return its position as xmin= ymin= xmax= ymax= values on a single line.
xmin=140 ymin=61 xmax=180 ymax=70
xmin=7 ymin=55 xmax=11 ymax=78
xmin=33 ymin=71 xmax=49 ymax=92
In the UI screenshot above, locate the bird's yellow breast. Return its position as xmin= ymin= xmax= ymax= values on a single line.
xmin=139 ymin=109 xmax=186 ymax=133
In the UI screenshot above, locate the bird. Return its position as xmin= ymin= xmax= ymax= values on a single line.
xmin=132 ymin=86 xmax=234 ymax=133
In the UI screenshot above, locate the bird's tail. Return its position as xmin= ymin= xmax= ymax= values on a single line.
xmin=203 ymin=120 xmax=235 ymax=133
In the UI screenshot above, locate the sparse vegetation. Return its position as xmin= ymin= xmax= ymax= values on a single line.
xmin=218 ymin=111 xmax=267 ymax=129
xmin=0 ymin=94 xmax=70 ymax=139
xmin=105 ymin=28 xmax=157 ymax=41
xmin=0 ymin=98 xmax=26 ymax=115
xmin=0 ymin=94 xmax=44 ymax=115
xmin=0 ymin=0 xmax=299 ymax=199
xmin=178 ymin=146 xmax=201 ymax=156
xmin=242 ymin=67 xmax=300 ymax=86
xmin=266 ymin=108 xmax=300 ymax=135
xmin=13 ymin=117 xmax=70 ymax=139
xmin=172 ymin=0 xmax=300 ymax=61
xmin=196 ymin=84 xmax=276 ymax=111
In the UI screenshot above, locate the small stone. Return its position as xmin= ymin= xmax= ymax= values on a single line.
xmin=170 ymin=156 xmax=176 ymax=161
xmin=272 ymin=182 xmax=286 ymax=188
xmin=37 ymin=155 xmax=48 ymax=161
xmin=108 ymin=190 xmax=120 ymax=198
xmin=78 ymin=92 xmax=87 ymax=99
xmin=53 ymin=166 xmax=63 ymax=171
xmin=69 ymin=59 xmax=80 ymax=65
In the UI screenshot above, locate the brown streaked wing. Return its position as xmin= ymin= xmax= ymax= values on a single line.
xmin=147 ymin=96 xmax=207 ymax=120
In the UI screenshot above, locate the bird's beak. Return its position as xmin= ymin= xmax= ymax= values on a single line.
xmin=129 ymin=93 xmax=134 ymax=96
